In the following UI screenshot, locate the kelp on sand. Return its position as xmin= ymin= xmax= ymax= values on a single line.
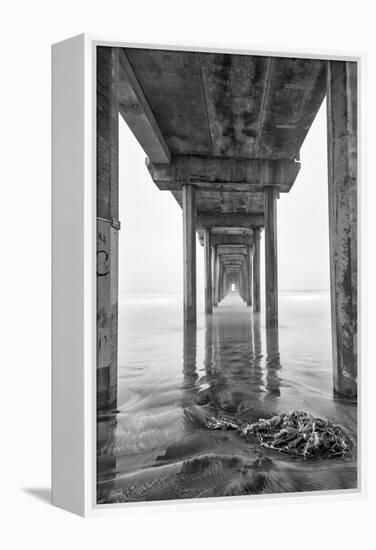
xmin=184 ymin=407 xmax=352 ymax=459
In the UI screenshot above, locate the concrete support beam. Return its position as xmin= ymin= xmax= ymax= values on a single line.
xmin=210 ymin=233 xmax=254 ymax=246
xmin=241 ymin=264 xmax=246 ymax=302
xmin=119 ymin=50 xmax=171 ymax=163
xmin=211 ymin=228 xmax=254 ymax=236
xmin=216 ymin=263 xmax=220 ymax=301
xmin=242 ymin=258 xmax=246 ymax=302
xmin=183 ymin=184 xmax=197 ymax=324
xmin=219 ymin=254 xmax=246 ymax=262
xmin=264 ymin=186 xmax=278 ymax=329
xmin=222 ymin=262 xmax=243 ymax=269
xmin=247 ymin=245 xmax=253 ymax=307
xmin=224 ymin=271 xmax=228 ymax=298
xmin=198 ymin=228 xmax=254 ymax=246
xmin=96 ymin=47 xmax=120 ymax=411
xmin=327 ymin=61 xmax=357 ymax=398
xmin=204 ymin=228 xmax=213 ymax=314
xmin=219 ymin=264 xmax=224 ymax=302
xmin=183 ymin=323 xmax=198 ymax=392
xmin=216 ymin=254 xmax=221 ymax=303
xmin=197 ymin=212 xmax=264 ymax=228
xmin=217 ymin=245 xmax=248 ymax=256
xmin=219 ymin=255 xmax=245 ymax=262
xmin=212 ymin=245 xmax=218 ymax=307
xmin=147 ymin=156 xmax=300 ymax=192
xmin=253 ymin=227 xmax=261 ymax=312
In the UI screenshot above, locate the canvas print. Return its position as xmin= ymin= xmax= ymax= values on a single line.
xmin=96 ymin=46 xmax=357 ymax=504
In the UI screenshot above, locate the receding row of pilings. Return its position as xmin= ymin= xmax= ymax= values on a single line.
xmin=183 ymin=185 xmax=277 ymax=329
xmin=205 ymin=230 xmax=260 ymax=311
xmin=181 ymin=64 xmax=358 ymax=400
xmin=96 ymin=48 xmax=358 ymax=411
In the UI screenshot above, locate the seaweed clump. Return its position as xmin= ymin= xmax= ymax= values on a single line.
xmin=191 ymin=409 xmax=351 ymax=459
xmin=248 ymin=411 xmax=350 ymax=459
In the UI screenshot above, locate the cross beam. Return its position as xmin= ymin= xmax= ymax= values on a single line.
xmin=147 ymin=155 xmax=300 ymax=192
xmin=197 ymin=212 xmax=264 ymax=228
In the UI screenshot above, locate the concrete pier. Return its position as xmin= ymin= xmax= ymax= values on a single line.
xmin=327 ymin=61 xmax=357 ymax=398
xmin=183 ymin=184 xmax=197 ymax=325
xmin=242 ymin=262 xmax=248 ymax=303
xmin=183 ymin=323 xmax=198 ymax=390
xmin=212 ymin=246 xmax=218 ymax=307
xmin=247 ymin=245 xmax=253 ymax=307
xmin=204 ymin=228 xmax=213 ymax=314
xmin=264 ymin=186 xmax=279 ymax=329
xmin=253 ymin=228 xmax=261 ymax=312
xmin=96 ymin=48 xmax=357 ymax=402
xmin=96 ymin=47 xmax=120 ymax=411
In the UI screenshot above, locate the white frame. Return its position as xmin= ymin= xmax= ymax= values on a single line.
xmin=52 ymin=33 xmax=366 ymax=517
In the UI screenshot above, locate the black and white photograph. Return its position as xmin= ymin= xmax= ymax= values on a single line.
xmin=96 ymin=46 xmax=358 ymax=504
xmin=5 ymin=0 xmax=376 ymax=546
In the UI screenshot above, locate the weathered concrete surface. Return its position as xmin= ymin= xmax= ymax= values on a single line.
xmin=264 ymin=187 xmax=278 ymax=329
xmin=138 ymin=52 xmax=326 ymax=247
xmin=183 ymin=184 xmax=197 ymax=324
xmin=204 ymin=229 xmax=213 ymax=314
xmin=217 ymin=245 xmax=248 ymax=256
xmin=253 ymin=228 xmax=261 ymax=312
xmin=327 ymin=61 xmax=357 ymax=398
xmin=198 ymin=228 xmax=253 ymax=246
xmin=242 ymin=260 xmax=249 ymax=305
xmin=125 ymin=49 xmax=212 ymax=155
xmin=209 ymin=233 xmax=253 ymax=246
xmin=99 ymin=47 xmax=357 ymax=402
xmin=183 ymin=323 xmax=198 ymax=396
xmin=212 ymin=245 xmax=218 ymax=307
xmin=247 ymin=245 xmax=253 ymax=307
xmin=125 ymin=49 xmax=326 ymax=160
xmin=218 ymin=263 xmax=223 ymax=302
xmin=197 ymin=212 xmax=263 ymax=228
xmin=211 ymin=228 xmax=254 ymax=235
xmin=222 ymin=267 xmax=242 ymax=273
xmin=97 ymin=47 xmax=120 ymax=411
xmin=119 ymin=50 xmax=170 ymax=163
xmin=147 ymin=156 xmax=300 ymax=192
xmin=172 ymin=192 xmax=265 ymax=221
xmin=220 ymin=254 xmax=245 ymax=263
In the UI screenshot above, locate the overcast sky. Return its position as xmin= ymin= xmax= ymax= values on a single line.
xmin=118 ymin=98 xmax=329 ymax=297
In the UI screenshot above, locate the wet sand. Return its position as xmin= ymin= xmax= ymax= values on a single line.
xmin=97 ymin=292 xmax=357 ymax=504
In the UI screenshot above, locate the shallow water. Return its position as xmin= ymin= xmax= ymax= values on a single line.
xmin=97 ymin=291 xmax=357 ymax=504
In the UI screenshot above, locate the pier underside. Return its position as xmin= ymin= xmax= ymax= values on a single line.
xmin=96 ymin=47 xmax=357 ymax=407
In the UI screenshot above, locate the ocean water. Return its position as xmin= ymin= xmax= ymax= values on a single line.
xmin=97 ymin=291 xmax=357 ymax=504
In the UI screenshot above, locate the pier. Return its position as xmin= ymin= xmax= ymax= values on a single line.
xmin=96 ymin=47 xmax=357 ymax=409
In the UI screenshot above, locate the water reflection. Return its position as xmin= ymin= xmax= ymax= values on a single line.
xmin=188 ymin=295 xmax=283 ymax=419
xmin=97 ymin=292 xmax=357 ymax=504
